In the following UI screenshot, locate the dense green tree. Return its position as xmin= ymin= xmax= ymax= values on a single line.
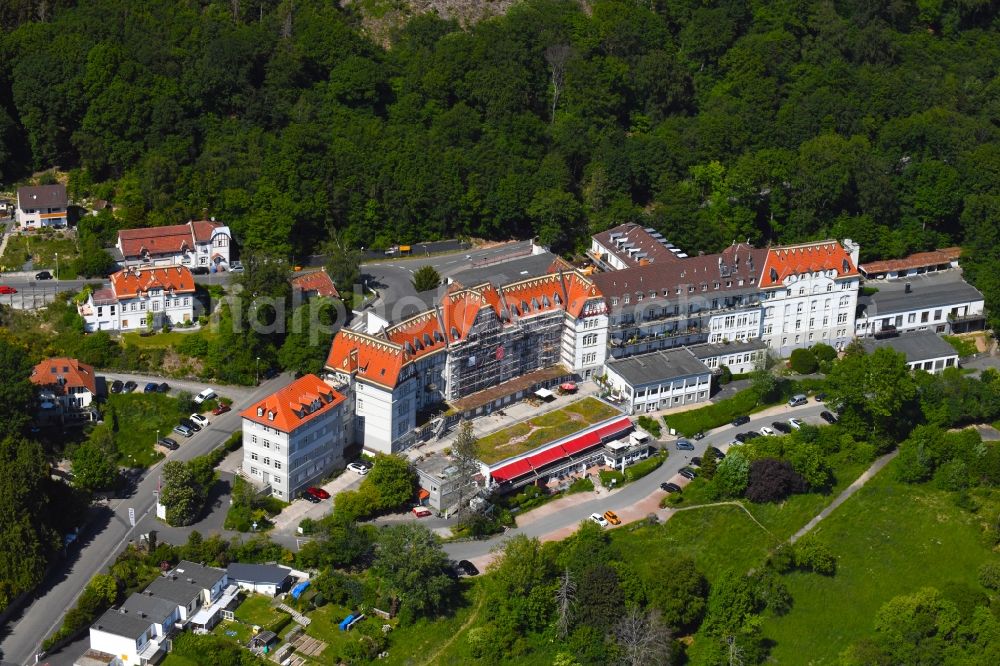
xmin=363 ymin=454 xmax=417 ymax=511
xmin=371 ymin=523 xmax=454 ymax=621
xmin=71 ymin=428 xmax=119 ymax=492
xmin=0 ymin=336 xmax=36 ymax=439
xmin=411 ymin=265 xmax=441 ymax=293
xmin=645 ymin=557 xmax=708 ymax=631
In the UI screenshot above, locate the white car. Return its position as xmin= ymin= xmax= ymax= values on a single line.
xmin=788 ymin=418 xmax=803 ymax=430
xmin=347 ymin=462 xmax=370 ymax=475
xmin=728 ymin=439 xmax=742 ymax=448
xmin=759 ymin=426 xmax=775 ymax=437
xmin=229 ymin=262 xmax=244 ymax=273
xmin=589 ymin=513 xmax=609 ymax=528
xmin=193 ymin=388 xmax=216 ymax=405
xmin=190 ymin=413 xmax=210 ymax=427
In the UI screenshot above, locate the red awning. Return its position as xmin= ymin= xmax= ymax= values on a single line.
xmin=490 ymin=459 xmax=534 ymax=484
xmin=560 ymin=382 xmax=577 ymax=391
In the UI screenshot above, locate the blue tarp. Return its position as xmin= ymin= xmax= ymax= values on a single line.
xmin=290 ymin=580 xmax=310 ymax=599
xmin=339 ymin=614 xmax=355 ymax=631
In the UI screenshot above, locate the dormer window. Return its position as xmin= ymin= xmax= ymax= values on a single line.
xmin=257 ymin=407 xmax=264 ymax=417
xmin=842 ymin=259 xmax=850 ymax=273
xmin=267 ymin=411 xmax=275 ymax=421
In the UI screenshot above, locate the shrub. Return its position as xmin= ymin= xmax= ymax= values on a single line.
xmin=599 ymin=469 xmax=625 ymax=488
xmin=718 ymin=365 xmax=733 ymax=385
xmin=789 ymin=348 xmax=818 ymax=374
xmin=745 ymin=458 xmax=806 ymax=503
xmin=978 ymin=561 xmax=1000 ymax=591
xmin=624 ymin=452 xmax=666 ymax=482
xmin=811 ymin=343 xmax=838 ymax=363
xmin=567 ymin=477 xmax=594 ymax=494
xmin=665 ymin=387 xmax=760 ymax=436
xmin=299 ymin=518 xmax=317 ymax=535
xmin=794 ymin=536 xmax=837 ymax=575
xmin=636 ymin=415 xmax=662 ymax=438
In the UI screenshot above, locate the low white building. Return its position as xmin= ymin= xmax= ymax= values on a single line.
xmin=78 ymin=266 xmax=196 ymax=332
xmin=116 ymin=220 xmax=232 ymax=270
xmin=30 ymin=357 xmax=98 ymax=423
xmin=240 ymin=374 xmax=350 ymax=500
xmin=855 ymin=272 xmax=986 ymax=337
xmin=89 ymin=608 xmax=158 ymax=665
xmin=860 ymin=331 xmax=961 ymax=374
xmin=689 ymin=339 xmax=769 ymax=375
xmin=16 ymin=184 xmax=68 ymax=228
xmin=603 ymin=347 xmax=713 ymax=414
xmin=226 ymin=563 xmax=292 ymax=597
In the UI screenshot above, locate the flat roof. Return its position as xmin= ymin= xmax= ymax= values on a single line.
xmin=860 ymin=331 xmax=958 ymax=363
xmin=606 ymin=348 xmax=710 ymax=387
xmin=144 ymin=561 xmax=225 ymax=604
xmin=91 ymin=608 xmax=151 ymax=640
xmin=450 ymin=252 xmax=562 ymax=289
xmin=415 ymin=453 xmax=461 ymax=480
xmin=227 ymin=563 xmax=291 ymax=586
xmin=860 ymin=274 xmax=983 ymax=317
xmin=688 ymin=339 xmax=768 ymax=360
xmin=120 ymin=591 xmax=178 ymax=623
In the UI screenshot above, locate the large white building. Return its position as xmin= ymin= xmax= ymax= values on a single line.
xmin=115 ymin=220 xmax=232 ymax=270
xmin=603 ymin=347 xmax=713 ymax=414
xmin=240 ymin=374 xmax=350 ymax=500
xmin=78 ymin=266 xmax=196 ymax=332
xmin=16 ymin=184 xmax=68 ymax=228
xmin=326 ymin=268 xmax=608 ymax=454
xmin=855 ymin=271 xmax=986 ymax=337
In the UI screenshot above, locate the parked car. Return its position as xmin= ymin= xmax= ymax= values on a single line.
xmin=179 ymin=417 xmax=201 ymax=432
xmin=788 ymin=418 xmax=804 ymax=429
xmin=679 ymin=467 xmax=697 ymax=479
xmin=603 ymin=510 xmax=621 ymax=526
xmin=35 ymin=271 xmax=52 ymax=280
xmin=675 ymin=439 xmax=695 ymax=451
xmin=820 ymin=410 xmax=838 ymax=424
xmin=709 ymin=446 xmax=726 ymax=460
xmin=772 ymin=421 xmax=792 ymax=434
xmin=212 ymin=403 xmax=231 ymax=415
xmin=110 ymin=380 xmax=124 ymax=394
xmin=589 ymin=512 xmax=609 ymax=527
xmin=412 ymin=506 xmax=432 ymax=517
xmin=731 ymin=415 xmax=750 ymax=427
xmin=190 ymin=266 xmax=210 ymax=275
xmin=306 ymin=486 xmax=330 ymax=500
xmin=143 ymin=382 xmax=158 ymax=393
xmin=814 ymin=392 xmax=827 ymax=402
xmin=156 ymin=382 xmax=170 ymax=393
xmin=0 ymin=285 xmax=17 ymax=294
xmin=193 ymin=388 xmax=216 ymax=404
xmin=189 ymin=413 xmax=209 ymax=427
xmin=728 ymin=439 xmax=742 ymax=448
xmin=173 ymin=424 xmax=193 ymax=438
xmin=457 ymin=560 xmax=480 ymax=576
xmin=788 ymin=394 xmax=808 ymax=407
xmin=229 ymin=263 xmax=244 ymax=273
xmin=157 ymin=437 xmax=179 ymax=451
xmin=660 ymin=482 xmax=682 ymax=493
xmin=691 ymin=456 xmax=703 ymax=467
xmin=759 ymin=426 xmax=776 ymax=437
xmin=692 ymin=431 xmax=706 ymax=440
xmin=263 ymin=367 xmax=280 ymax=380
xmin=734 ymin=432 xmax=750 ymax=444
xmin=301 ymin=491 xmax=321 ymax=504
xmin=347 ymin=462 xmax=370 ymax=475
xmin=123 ymin=381 xmax=138 ymax=392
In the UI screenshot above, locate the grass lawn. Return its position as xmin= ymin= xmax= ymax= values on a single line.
xmin=0 ymin=233 xmax=79 ymax=277
xmin=476 ymin=397 xmax=620 ymax=464
xmin=99 ymin=393 xmax=190 ymax=466
xmin=942 ymin=334 xmax=978 ymax=357
xmin=234 ymin=594 xmax=288 ymax=627
xmin=761 ymin=470 xmax=1000 ymax=664
xmin=122 ymin=330 xmax=212 ymax=348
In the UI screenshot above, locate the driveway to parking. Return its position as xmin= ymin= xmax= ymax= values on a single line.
xmin=269 ymin=470 xmax=366 ymax=535
xmin=442 ymin=401 xmax=830 ymax=570
xmin=98 ymin=370 xmax=256 ymax=403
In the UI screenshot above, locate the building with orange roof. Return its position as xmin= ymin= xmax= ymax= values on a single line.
xmin=240 ymin=374 xmax=349 ymax=499
xmin=78 ymin=265 xmax=197 ymax=332
xmin=290 ymin=269 xmax=340 ymax=300
xmin=30 ymin=357 xmax=99 ymax=422
xmin=325 ymin=268 xmax=607 ymax=454
xmin=115 ymin=219 xmax=232 ymax=271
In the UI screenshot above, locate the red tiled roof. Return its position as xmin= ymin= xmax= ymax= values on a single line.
xmin=759 ymin=240 xmax=858 ymax=288
xmin=117 ymin=220 xmax=225 ymax=258
xmin=560 ymin=271 xmax=603 ymax=318
xmin=240 ymin=374 xmax=345 ymax=433
xmin=290 ymin=269 xmax=340 ymax=299
xmin=385 ymin=311 xmax=446 ymax=361
xmin=110 ymin=266 xmax=195 ymax=299
xmin=31 ymin=357 xmax=97 ymax=395
xmin=859 ymin=247 xmax=961 ymax=276
xmin=326 ymin=330 xmax=406 ymax=389
xmin=499 ymin=274 xmax=565 ymax=319
xmin=439 ymin=285 xmax=501 ymax=343
xmin=592 ymin=222 xmax=681 ymax=267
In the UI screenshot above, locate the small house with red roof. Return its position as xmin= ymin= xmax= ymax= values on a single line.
xmin=240 ymin=374 xmax=349 ymax=499
xmin=115 ymin=220 xmax=232 ymax=271
xmin=78 ymin=266 xmax=197 ymax=332
xmin=290 ymin=269 xmax=340 ymax=301
xmin=30 ymin=357 xmax=99 ymax=422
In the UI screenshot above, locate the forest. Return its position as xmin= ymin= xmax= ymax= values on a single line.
xmin=0 ymin=0 xmax=999 ymax=321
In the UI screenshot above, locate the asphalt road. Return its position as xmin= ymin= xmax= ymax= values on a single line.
xmin=441 ymin=401 xmax=830 ymax=564
xmin=0 ymin=373 xmax=294 ymax=666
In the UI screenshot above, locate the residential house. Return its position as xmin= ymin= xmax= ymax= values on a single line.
xmin=854 ymin=272 xmax=986 ymax=337
xmin=240 ymin=374 xmax=350 ymax=500
xmin=226 ymin=563 xmax=292 ymax=596
xmin=860 ymin=331 xmax=961 ymax=374
xmin=30 ymin=357 xmax=98 ymax=423
xmin=603 ymin=347 xmax=713 ymax=414
xmin=88 ymin=608 xmax=159 ymax=666
xmin=16 ymin=184 xmax=68 ymax=228
xmin=290 ymin=269 xmax=340 ymax=301
xmin=78 ymin=266 xmax=196 ymax=332
xmin=115 ymin=220 xmax=232 ymax=270
xmin=143 ymin=560 xmax=237 ymax=631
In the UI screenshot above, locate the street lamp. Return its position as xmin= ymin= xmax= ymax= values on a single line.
xmin=55 ymin=252 xmax=58 ymax=281
xmin=256 ymin=357 xmax=260 ymax=384
xmin=156 ymin=429 xmax=159 ymax=447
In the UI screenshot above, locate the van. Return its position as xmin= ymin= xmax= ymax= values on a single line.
xmin=193 ymin=388 xmax=216 ymax=405
xmin=788 ymin=394 xmax=808 ymax=407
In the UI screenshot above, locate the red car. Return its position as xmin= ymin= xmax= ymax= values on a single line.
xmin=212 ymin=403 xmax=231 ymax=415
xmin=306 ymin=486 xmax=330 ymax=500
xmin=0 ymin=285 xmax=17 ymax=294
xmin=412 ymin=507 xmax=432 ymax=518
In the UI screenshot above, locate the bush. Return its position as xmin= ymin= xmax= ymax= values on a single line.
xmin=794 ymin=536 xmax=837 ymax=575
xmin=567 ymin=477 xmax=594 ymax=494
xmin=978 ymin=561 xmax=1000 ymax=591
xmin=811 ymin=343 xmax=838 ymax=363
xmin=299 ymin=517 xmax=317 ymax=535
xmin=789 ymin=348 xmax=819 ymax=374
xmin=718 ymin=365 xmax=733 ymax=385
xmin=624 ymin=452 xmax=666 ymax=482
xmin=636 ymin=415 xmax=662 ymax=438
xmin=599 ymin=469 xmax=625 ymax=487
xmin=745 ymin=458 xmax=806 ymax=503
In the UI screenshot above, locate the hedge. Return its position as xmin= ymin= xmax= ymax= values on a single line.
xmin=624 ymin=452 xmax=667 ymax=482
xmin=599 ymin=469 xmax=625 ymax=487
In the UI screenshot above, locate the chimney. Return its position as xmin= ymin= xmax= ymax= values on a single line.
xmin=905 ymin=283 xmax=912 ymax=294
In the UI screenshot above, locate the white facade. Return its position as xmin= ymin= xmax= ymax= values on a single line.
xmin=16 ymin=185 xmax=68 ymax=228
xmin=707 ymin=309 xmax=762 ymax=344
xmin=561 ymin=304 xmax=609 ymax=379
xmin=116 ymin=220 xmax=232 ymax=269
xmin=603 ymin=349 xmax=713 ymax=414
xmin=78 ymin=266 xmax=196 ymax=333
xmin=855 ymin=278 xmax=986 ymax=338
xmin=89 ymin=622 xmax=155 ymax=666
xmin=761 ymin=276 xmax=859 ymax=355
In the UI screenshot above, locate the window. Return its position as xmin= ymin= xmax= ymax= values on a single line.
xmin=274 ymin=461 xmax=281 ymax=470
xmin=251 ymin=435 xmax=257 ymax=444
xmin=921 ymin=311 xmax=929 ymax=323
xmin=795 ymin=319 xmax=802 ymax=330
xmin=827 ymin=284 xmax=833 ymax=292
xmin=934 ymin=309 xmax=942 ymax=321
xmin=251 ymin=452 xmax=258 ymax=461
xmin=250 ymin=467 xmax=258 ymax=475
xmin=582 ymin=333 xmax=599 ymax=347
xmin=837 ymin=312 xmax=848 ymax=324
xmin=152 ymin=301 xmax=160 ymax=311
xmin=908 ymin=313 xmax=916 ymax=324
xmin=263 ymin=440 xmax=270 ymax=449
xmin=263 ymin=457 xmax=270 ymax=465
xmin=799 ymin=287 xmax=805 ymax=295
xmin=839 ymin=295 xmax=850 ymax=307
xmin=796 ymin=303 xmax=803 ymax=314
